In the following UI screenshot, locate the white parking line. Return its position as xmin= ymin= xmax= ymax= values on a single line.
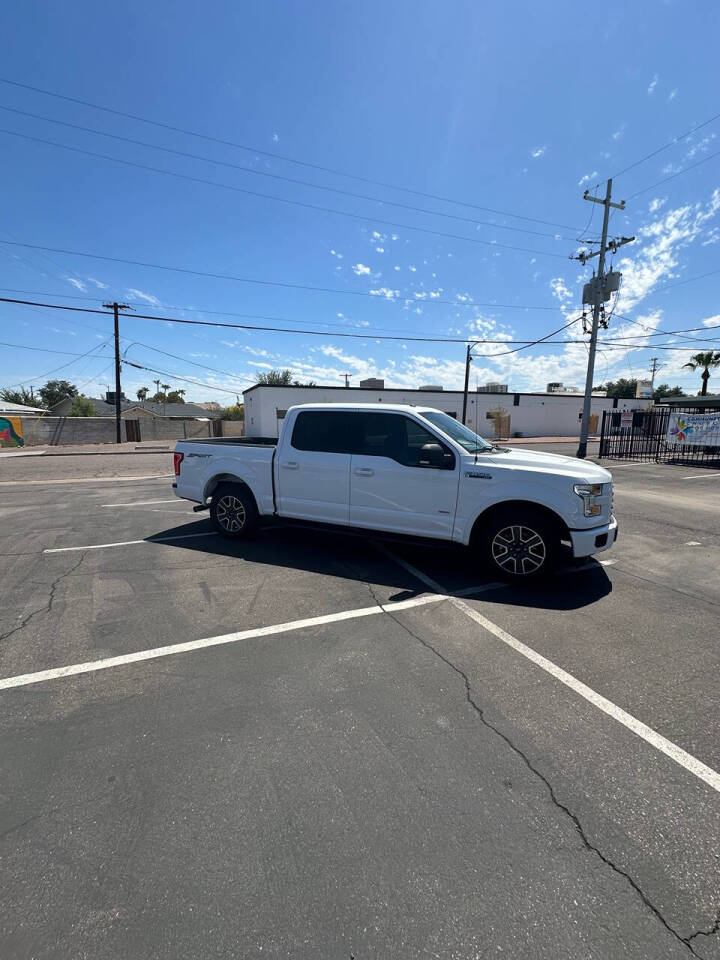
xmin=44 ymin=531 xmax=217 ymax=553
xmin=682 ymin=473 xmax=720 ymax=480
xmin=379 ymin=545 xmax=720 ymax=794
xmin=0 ymin=594 xmax=444 ymax=692
xmin=101 ymin=499 xmax=180 ymax=507
xmin=452 ymin=600 xmax=720 ymax=793
xmin=0 ymin=475 xmax=172 ymax=486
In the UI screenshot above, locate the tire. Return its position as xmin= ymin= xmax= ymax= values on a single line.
xmin=481 ymin=508 xmax=558 ymax=582
xmin=210 ymin=483 xmax=258 ymax=539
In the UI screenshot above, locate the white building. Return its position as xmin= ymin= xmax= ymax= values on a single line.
xmin=242 ymin=384 xmax=650 ymax=439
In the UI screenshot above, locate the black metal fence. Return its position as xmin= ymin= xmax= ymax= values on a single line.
xmin=599 ymin=406 xmax=720 ymax=466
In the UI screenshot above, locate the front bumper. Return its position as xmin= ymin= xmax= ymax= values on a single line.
xmin=569 ymin=516 xmax=618 ymax=559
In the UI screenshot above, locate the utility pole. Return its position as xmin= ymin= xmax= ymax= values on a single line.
xmin=574 ymin=179 xmax=633 ymax=458
xmin=649 ymin=357 xmax=661 ymax=391
xmin=103 ymin=302 xmax=131 ymax=443
xmin=462 ymin=343 xmax=472 ymax=424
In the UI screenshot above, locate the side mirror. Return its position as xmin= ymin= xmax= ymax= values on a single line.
xmin=419 ymin=442 xmax=453 ymax=468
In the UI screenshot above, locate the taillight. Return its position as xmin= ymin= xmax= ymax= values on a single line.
xmin=173 ymin=452 xmax=184 ymax=476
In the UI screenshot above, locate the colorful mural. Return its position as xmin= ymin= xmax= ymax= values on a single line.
xmin=0 ymin=417 xmax=24 ymax=448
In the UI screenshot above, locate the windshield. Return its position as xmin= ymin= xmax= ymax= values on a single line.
xmin=421 ymin=410 xmax=494 ymax=453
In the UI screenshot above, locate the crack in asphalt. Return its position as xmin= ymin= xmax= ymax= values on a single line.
xmin=378 ymin=598 xmax=712 ymax=956
xmin=0 ymin=552 xmax=86 ymax=646
xmin=685 ymin=906 xmax=720 ymax=945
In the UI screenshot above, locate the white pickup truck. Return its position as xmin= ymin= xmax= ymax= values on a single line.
xmin=173 ymin=403 xmax=616 ymax=581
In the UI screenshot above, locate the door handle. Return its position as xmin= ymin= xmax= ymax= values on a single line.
xmin=282 ymin=461 xmax=299 ymax=470
xmin=354 ymin=467 xmax=374 ymax=476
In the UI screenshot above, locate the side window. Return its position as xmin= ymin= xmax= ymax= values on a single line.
xmin=356 ymin=413 xmax=453 ymax=467
xmin=290 ymin=411 xmax=355 ymax=453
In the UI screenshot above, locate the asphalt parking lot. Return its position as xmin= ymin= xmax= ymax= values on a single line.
xmin=1 ymin=443 xmax=718 ymax=960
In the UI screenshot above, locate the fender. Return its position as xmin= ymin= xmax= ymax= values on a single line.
xmin=454 ymin=475 xmax=577 ymax=545
xmin=199 ymin=454 xmax=274 ymax=515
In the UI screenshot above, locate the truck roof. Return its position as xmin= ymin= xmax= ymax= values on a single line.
xmin=286 ymin=402 xmax=440 ymax=414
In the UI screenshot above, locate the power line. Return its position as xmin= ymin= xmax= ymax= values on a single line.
xmin=0 ymin=76 xmax=578 ymax=232
xmin=2 ymin=339 xmax=112 ymax=389
xmin=0 ymin=104 xmax=576 ymax=243
xmin=612 ymin=110 xmax=720 ymax=179
xmin=0 ymin=128 xmax=568 ymax=261
xmin=0 ymin=243 xmax=567 ymax=310
xmin=0 ymin=339 xmax=110 ymax=357
xmin=625 ymin=148 xmax=720 ymax=200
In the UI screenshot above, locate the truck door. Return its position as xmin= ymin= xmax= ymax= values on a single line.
xmin=349 ymin=412 xmax=459 ymax=538
xmin=275 ymin=410 xmax=353 ymax=524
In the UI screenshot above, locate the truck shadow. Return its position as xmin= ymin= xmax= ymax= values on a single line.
xmin=153 ymin=517 xmax=612 ymax=611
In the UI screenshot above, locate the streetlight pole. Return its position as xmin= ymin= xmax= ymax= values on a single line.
xmin=103 ymin=301 xmax=131 ymax=443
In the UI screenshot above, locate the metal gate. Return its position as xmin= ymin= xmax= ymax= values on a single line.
xmin=599 ymin=407 xmax=720 ymax=466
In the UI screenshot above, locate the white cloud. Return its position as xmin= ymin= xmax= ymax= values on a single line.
xmin=369 ymin=287 xmax=399 ymax=299
xmin=550 ymin=277 xmax=573 ymax=304
xmin=408 ymin=265 xmax=417 ymax=273
xmin=67 ymin=278 xmax=86 ymax=291
xmin=578 ymin=171 xmax=598 ymax=187
xmin=668 ymin=88 xmax=678 ymax=101
xmin=352 ymin=263 xmax=371 ymax=276
xmin=391 ymin=234 xmax=399 ymax=241
xmin=702 ymin=227 xmax=720 ymax=246
xmin=648 ymin=197 xmax=666 ymax=213
xmin=612 ymin=124 xmax=626 ymax=141
xmin=393 ymin=265 xmax=401 ymax=271
xmin=647 ymin=74 xmax=659 ymax=95
xmin=686 ymin=133 xmax=716 ymax=159
xmin=375 ymin=247 xmax=385 ymax=253
xmin=531 ymin=146 xmax=546 ymax=159
xmin=127 ymin=288 xmax=160 ymax=306
xmin=87 ymin=277 xmax=108 ymax=289
xmin=329 ymin=249 xmax=343 ymax=259
xmin=272 ymin=133 xmax=279 ymax=143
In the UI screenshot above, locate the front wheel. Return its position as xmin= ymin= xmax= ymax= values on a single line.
xmin=210 ymin=483 xmax=258 ymax=539
xmin=481 ymin=509 xmax=558 ymax=582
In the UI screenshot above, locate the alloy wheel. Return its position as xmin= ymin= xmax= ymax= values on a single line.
xmin=215 ymin=494 xmax=246 ymax=533
xmin=491 ymin=524 xmax=546 ymax=576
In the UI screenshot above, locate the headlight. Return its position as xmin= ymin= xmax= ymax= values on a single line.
xmin=574 ymin=482 xmax=604 ymax=517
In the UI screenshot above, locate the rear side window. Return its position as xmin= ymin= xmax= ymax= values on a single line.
xmin=290 ymin=411 xmax=356 ymax=453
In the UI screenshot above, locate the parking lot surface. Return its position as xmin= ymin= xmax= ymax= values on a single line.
xmin=1 ymin=444 xmax=719 ymax=959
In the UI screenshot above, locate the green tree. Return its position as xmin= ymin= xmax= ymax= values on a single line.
xmin=166 ymin=389 xmax=186 ymax=403
xmin=38 ymin=379 xmax=78 ymax=409
xmin=653 ymin=384 xmax=685 ymax=401
xmin=593 ymin=378 xmax=638 ymax=399
xmin=0 ymin=386 xmax=38 ymax=406
xmin=219 ymin=404 xmax=244 ymax=420
xmin=682 ymin=351 xmax=720 ymax=396
xmin=256 ymin=369 xmax=315 ymax=386
xmin=67 ymin=396 xmax=97 ymax=417
xmin=136 ymin=386 xmax=149 ymax=402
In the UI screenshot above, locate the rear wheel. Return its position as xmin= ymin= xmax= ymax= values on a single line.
xmin=481 ymin=508 xmax=558 ymax=582
xmin=210 ymin=483 xmax=258 ymax=539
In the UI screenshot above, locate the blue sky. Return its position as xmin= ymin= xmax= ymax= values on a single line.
xmin=1 ymin=0 xmax=719 ymax=402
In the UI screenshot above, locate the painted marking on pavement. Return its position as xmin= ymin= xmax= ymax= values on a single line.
xmin=0 ymin=475 xmax=173 ymax=486
xmin=101 ymin=499 xmax=180 ymax=507
xmin=682 ymin=473 xmax=720 ymax=480
xmin=379 ymin=544 xmax=720 ymax=794
xmin=685 ymin=541 xmax=702 ymax=546
xmin=0 ymin=594 xmax=444 ymax=692
xmin=44 ymin=531 xmax=217 ymax=553
xmin=452 ymin=599 xmax=720 ymax=794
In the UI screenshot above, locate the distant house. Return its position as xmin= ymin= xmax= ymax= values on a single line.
xmin=50 ymin=392 xmax=219 ymax=419
xmin=0 ymin=400 xmax=46 ymax=415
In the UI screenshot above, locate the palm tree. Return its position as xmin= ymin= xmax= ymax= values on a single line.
xmin=136 ymin=386 xmax=149 ymax=403
xmin=682 ymin=351 xmax=720 ymax=396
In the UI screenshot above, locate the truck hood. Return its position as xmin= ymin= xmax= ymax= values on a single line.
xmin=468 ymin=446 xmax=612 ymax=483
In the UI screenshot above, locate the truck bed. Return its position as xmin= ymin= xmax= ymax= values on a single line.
xmin=177 ymin=437 xmax=277 ymax=447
